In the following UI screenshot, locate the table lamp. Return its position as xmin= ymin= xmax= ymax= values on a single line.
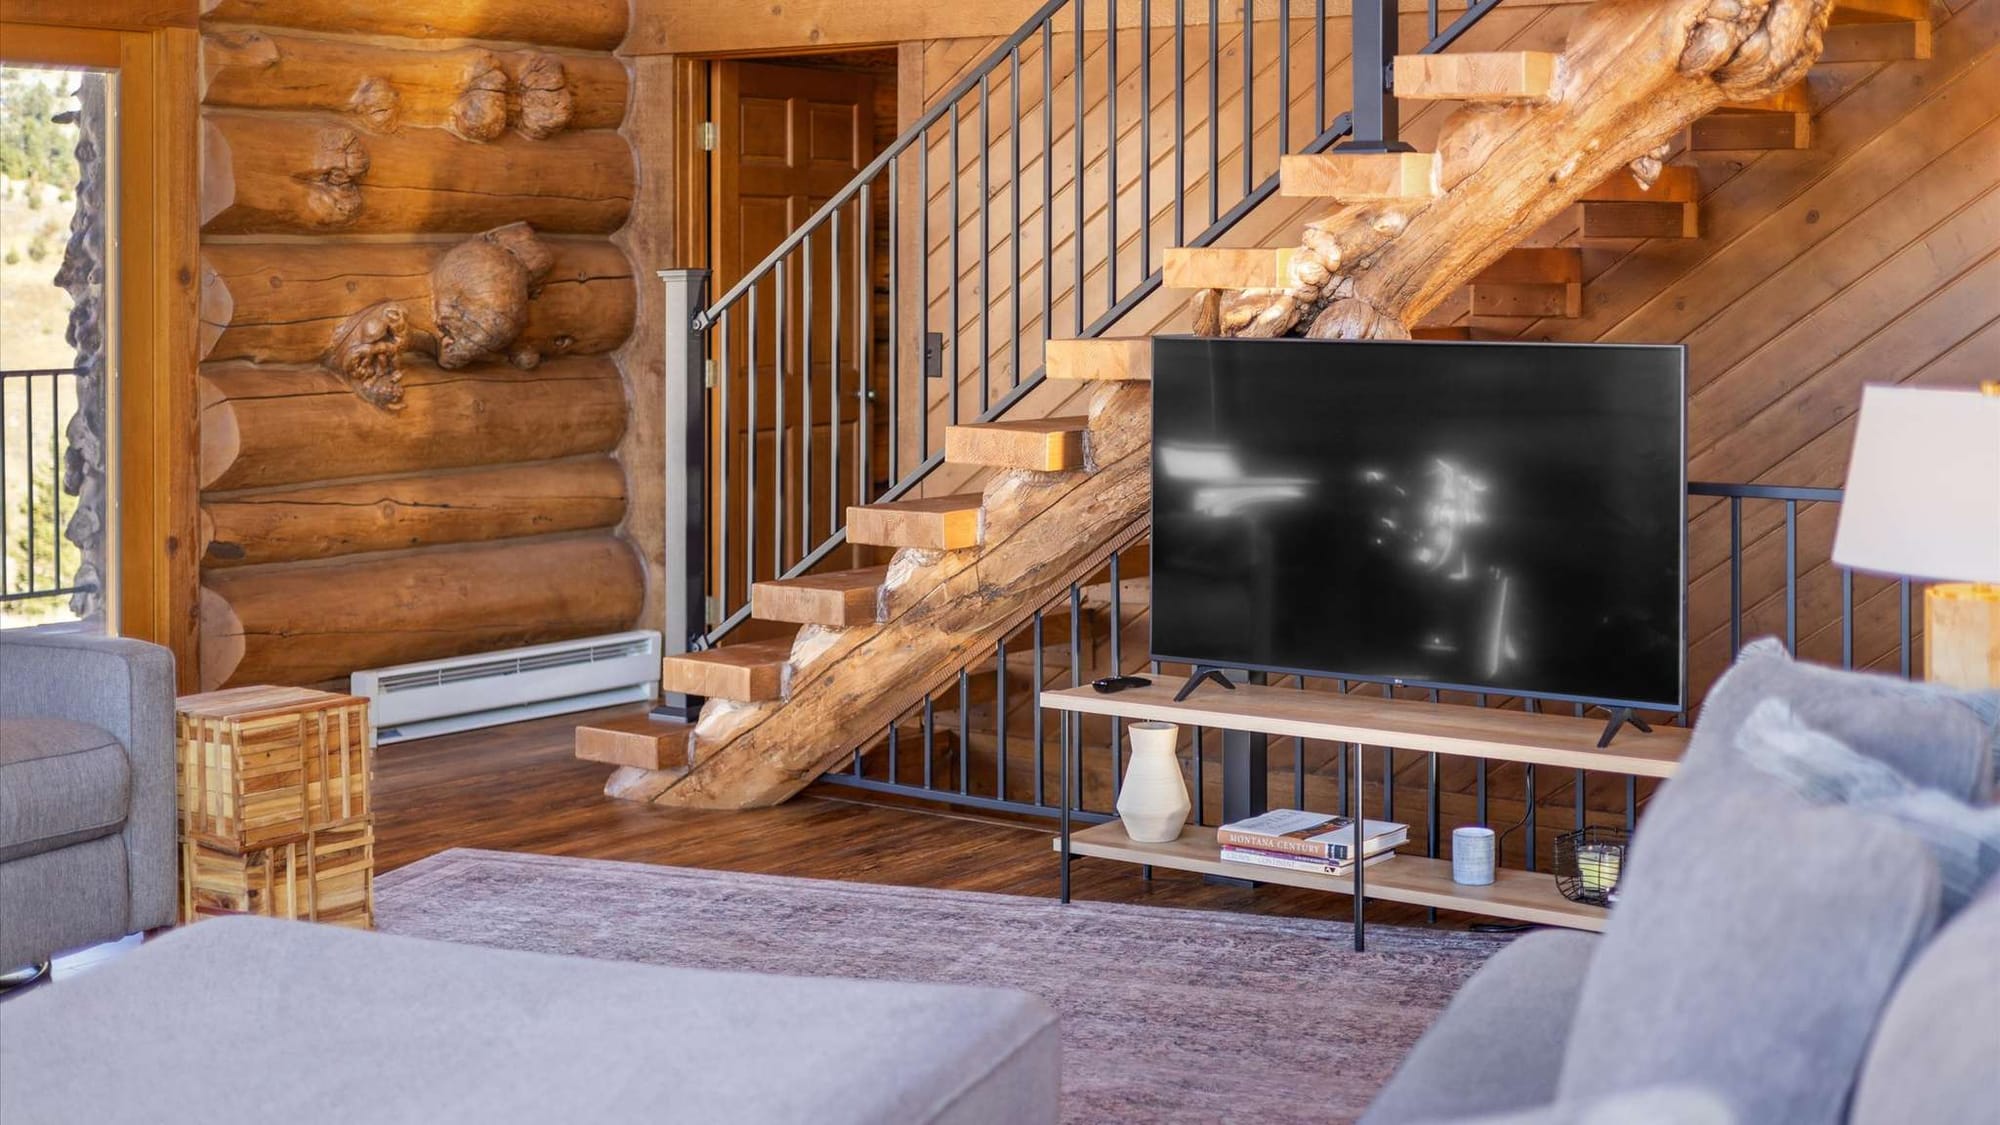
xmin=1831 ymin=383 xmax=2000 ymax=690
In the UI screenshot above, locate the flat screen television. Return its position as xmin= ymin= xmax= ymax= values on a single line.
xmin=1151 ymin=337 xmax=1686 ymax=710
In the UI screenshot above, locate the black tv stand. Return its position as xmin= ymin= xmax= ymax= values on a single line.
xmin=1595 ymin=707 xmax=1653 ymax=749
xmin=1172 ymin=666 xmax=1237 ymax=702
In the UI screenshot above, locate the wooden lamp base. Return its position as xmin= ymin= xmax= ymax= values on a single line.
xmin=1925 ymin=583 xmax=2000 ymax=690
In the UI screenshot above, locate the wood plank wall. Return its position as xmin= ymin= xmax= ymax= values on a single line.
xmin=193 ymin=8 xmax=644 ymax=689
xmin=905 ymin=0 xmax=1998 ymax=704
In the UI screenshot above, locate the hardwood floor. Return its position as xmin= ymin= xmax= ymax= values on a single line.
xmin=377 ymin=704 xmax=1484 ymax=930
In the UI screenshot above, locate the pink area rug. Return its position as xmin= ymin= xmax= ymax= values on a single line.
xmin=378 ymin=848 xmax=1507 ymax=1124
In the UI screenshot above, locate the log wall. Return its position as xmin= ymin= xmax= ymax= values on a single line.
xmin=195 ymin=4 xmax=642 ymax=689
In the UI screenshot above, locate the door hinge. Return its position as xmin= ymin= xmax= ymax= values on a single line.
xmin=703 ymin=358 xmax=715 ymax=388
xmin=698 ymin=121 xmax=717 ymax=151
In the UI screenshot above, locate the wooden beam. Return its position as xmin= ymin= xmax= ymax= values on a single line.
xmin=661 ymin=639 xmax=795 ymax=703
xmin=575 ymin=716 xmax=692 ymax=772
xmin=1410 ymin=325 xmax=1473 ymax=340
xmin=627 ymin=0 xmax=1503 ymax=57
xmin=199 ymin=460 xmax=626 ymax=568
xmin=199 ymin=0 xmax=626 ymax=51
xmin=1 ymin=0 xmax=195 ymax=27
xmin=1162 ymin=247 xmax=1299 ymax=289
xmin=201 ymin=112 xmax=632 ymax=236
xmin=200 ymin=31 xmax=628 ymax=136
xmin=199 ymin=239 xmax=635 ymax=365
xmin=199 ymin=358 xmax=625 ymax=491
xmin=945 ymin=417 xmax=1091 ymax=472
xmin=1725 ymin=80 xmax=1813 ymax=113
xmin=1278 ymin=152 xmax=1440 ymax=202
xmin=1581 ymin=200 xmax=1701 ymax=238
xmin=752 ymin=567 xmax=890 ymax=628
xmin=847 ymin=495 xmax=985 ymax=551
xmin=1045 ymin=337 xmax=1152 ymax=381
xmin=1818 ymin=19 xmax=1930 ymax=61
xmin=1687 ymin=111 xmax=1812 ymax=150
xmin=1392 ymin=51 xmax=1558 ymax=102
xmin=198 ymin=535 xmax=643 ymax=690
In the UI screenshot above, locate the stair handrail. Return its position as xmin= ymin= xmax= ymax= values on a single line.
xmin=681 ymin=0 xmax=1507 ymax=651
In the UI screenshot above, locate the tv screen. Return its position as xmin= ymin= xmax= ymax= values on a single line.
xmin=1151 ymin=337 xmax=1686 ymax=710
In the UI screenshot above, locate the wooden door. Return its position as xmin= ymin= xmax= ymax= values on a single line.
xmin=710 ymin=60 xmax=877 ymax=615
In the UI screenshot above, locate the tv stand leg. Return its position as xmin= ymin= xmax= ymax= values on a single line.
xmin=1172 ymin=666 xmax=1236 ymax=702
xmin=1595 ymin=707 xmax=1654 ymax=749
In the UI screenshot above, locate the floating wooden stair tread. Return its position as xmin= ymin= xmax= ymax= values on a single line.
xmin=1579 ymin=164 xmax=1700 ymax=239
xmin=1687 ymin=111 xmax=1809 ymax=151
xmin=1044 ymin=337 xmax=1151 ymax=381
xmin=660 ymin=638 xmax=793 ymax=703
xmin=1392 ymin=51 xmax=1557 ymax=102
xmin=946 ymin=417 xmax=1090 ymax=472
xmin=1279 ymin=152 xmax=1440 ymax=203
xmin=1411 ymin=325 xmax=1473 ymax=340
xmin=574 ymin=714 xmax=692 ymax=771
xmin=1819 ymin=19 xmax=1930 ymax=61
xmin=1470 ymin=248 xmax=1583 ymax=318
xmin=1580 ymin=165 xmax=1699 ymax=204
xmin=751 ymin=566 xmax=889 ymax=628
xmin=847 ymin=494 xmax=984 ymax=550
xmin=1162 ymin=247 xmax=1298 ymax=290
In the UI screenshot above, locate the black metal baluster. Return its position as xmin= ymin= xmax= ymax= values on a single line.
xmin=1242 ymin=0 xmax=1254 ymax=198
xmin=919 ymin=130 xmax=930 ymax=462
xmin=1314 ymin=0 xmax=1326 ymax=133
xmin=1034 ymin=611 xmax=1047 ymax=806
xmin=1110 ymin=552 xmax=1125 ymax=790
xmin=1107 ymin=0 xmax=1118 ymax=305
xmin=858 ymin=185 xmax=871 ymax=500
xmin=745 ymin=286 xmax=759 ymax=599
xmin=1729 ymin=496 xmax=1743 ymax=654
xmin=1044 ymin=20 xmax=1055 ymax=345
xmin=1010 ymin=48 xmax=1023 ymax=390
xmin=1192 ymin=726 xmax=1205 ymax=825
xmin=1208 ymin=0 xmax=1219 ymax=226
xmin=889 ymin=715 xmax=901 ymax=786
xmin=1141 ymin=0 xmax=1153 ymax=276
xmin=1295 ymin=676 xmax=1307 ymax=808
xmin=829 ymin=212 xmax=841 ymax=536
xmin=998 ymin=637 xmax=1010 ymax=800
xmin=1785 ymin=498 xmax=1798 ymax=654
xmin=887 ymin=160 xmax=900 ymax=481
xmin=1074 ymin=0 xmax=1086 ymax=333
xmin=959 ymin=669 xmax=971 ymax=795
xmin=802 ymin=233 xmax=814 ymax=547
xmin=1070 ymin=582 xmax=1084 ymax=808
xmin=923 ymin=693 xmax=936 ymax=790
xmin=776 ymin=258 xmax=789 ymax=574
xmin=949 ymin=102 xmax=962 ymax=426
xmin=1174 ymin=0 xmax=1186 ymax=246
xmin=979 ymin=75 xmax=991 ymax=412
xmin=1278 ymin=0 xmax=1291 ymax=153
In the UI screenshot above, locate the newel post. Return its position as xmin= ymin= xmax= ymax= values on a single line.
xmin=657 ymin=268 xmax=711 ymax=723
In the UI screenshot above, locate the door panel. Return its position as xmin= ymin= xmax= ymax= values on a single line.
xmin=711 ymin=61 xmax=878 ymax=613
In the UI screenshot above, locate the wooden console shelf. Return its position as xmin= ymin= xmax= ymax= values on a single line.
xmin=1061 ymin=822 xmax=1608 ymax=932
xmin=1040 ymin=680 xmax=1687 ymax=778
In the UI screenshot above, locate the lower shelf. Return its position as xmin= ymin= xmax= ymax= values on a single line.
xmin=1059 ymin=821 xmax=1609 ymax=933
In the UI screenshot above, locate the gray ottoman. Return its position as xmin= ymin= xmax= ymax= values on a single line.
xmin=0 ymin=916 xmax=1060 ymax=1124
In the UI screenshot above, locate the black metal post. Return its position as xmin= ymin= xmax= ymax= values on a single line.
xmin=1336 ymin=0 xmax=1409 ymax=152
xmin=656 ymin=269 xmax=710 ymax=722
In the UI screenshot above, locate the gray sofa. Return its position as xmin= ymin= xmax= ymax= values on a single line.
xmin=1363 ymin=642 xmax=2000 ymax=1125
xmin=0 ymin=629 xmax=178 ymax=969
xmin=0 ymin=915 xmax=1062 ymax=1124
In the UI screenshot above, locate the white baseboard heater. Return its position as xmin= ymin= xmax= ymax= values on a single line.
xmin=350 ymin=630 xmax=661 ymax=745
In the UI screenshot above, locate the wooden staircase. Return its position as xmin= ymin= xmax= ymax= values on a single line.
xmin=577 ymin=0 xmax=1902 ymax=805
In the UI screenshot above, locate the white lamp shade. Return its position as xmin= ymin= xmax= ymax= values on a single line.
xmin=1831 ymin=384 xmax=2000 ymax=584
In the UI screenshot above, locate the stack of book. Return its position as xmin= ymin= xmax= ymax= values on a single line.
xmin=1215 ymin=809 xmax=1408 ymax=877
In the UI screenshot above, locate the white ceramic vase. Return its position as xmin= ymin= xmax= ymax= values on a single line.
xmin=1116 ymin=721 xmax=1191 ymax=843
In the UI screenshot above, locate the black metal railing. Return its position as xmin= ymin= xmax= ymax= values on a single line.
xmin=1 ymin=366 xmax=95 ymax=621
xmin=665 ymin=0 xmax=1507 ymax=672
xmin=817 ymin=482 xmax=1907 ymax=876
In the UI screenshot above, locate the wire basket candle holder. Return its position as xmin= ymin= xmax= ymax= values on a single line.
xmin=1553 ymin=827 xmax=1629 ymax=907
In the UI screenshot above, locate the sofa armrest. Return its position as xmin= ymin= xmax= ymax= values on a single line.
xmin=1360 ymin=930 xmax=1600 ymax=1125
xmin=1 ymin=629 xmax=178 ymax=931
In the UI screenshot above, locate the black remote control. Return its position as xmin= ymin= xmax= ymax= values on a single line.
xmin=1091 ymin=675 xmax=1152 ymax=694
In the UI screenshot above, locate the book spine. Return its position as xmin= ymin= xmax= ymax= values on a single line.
xmin=1215 ymin=829 xmax=1333 ymax=859
xmin=1220 ymin=848 xmax=1341 ymax=874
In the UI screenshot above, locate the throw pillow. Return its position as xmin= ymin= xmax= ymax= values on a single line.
xmin=1556 ymin=774 xmax=1940 ymax=1125
xmin=1687 ymin=638 xmax=1997 ymax=801
xmin=1733 ymin=698 xmax=2000 ymax=917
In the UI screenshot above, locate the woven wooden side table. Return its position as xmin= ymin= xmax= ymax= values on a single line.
xmin=175 ymin=686 xmax=375 ymax=928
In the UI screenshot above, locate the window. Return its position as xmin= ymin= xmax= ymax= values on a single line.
xmin=1 ymin=62 xmax=112 ymax=629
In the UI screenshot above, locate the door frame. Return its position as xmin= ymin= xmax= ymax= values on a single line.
xmin=1 ymin=18 xmax=200 ymax=688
